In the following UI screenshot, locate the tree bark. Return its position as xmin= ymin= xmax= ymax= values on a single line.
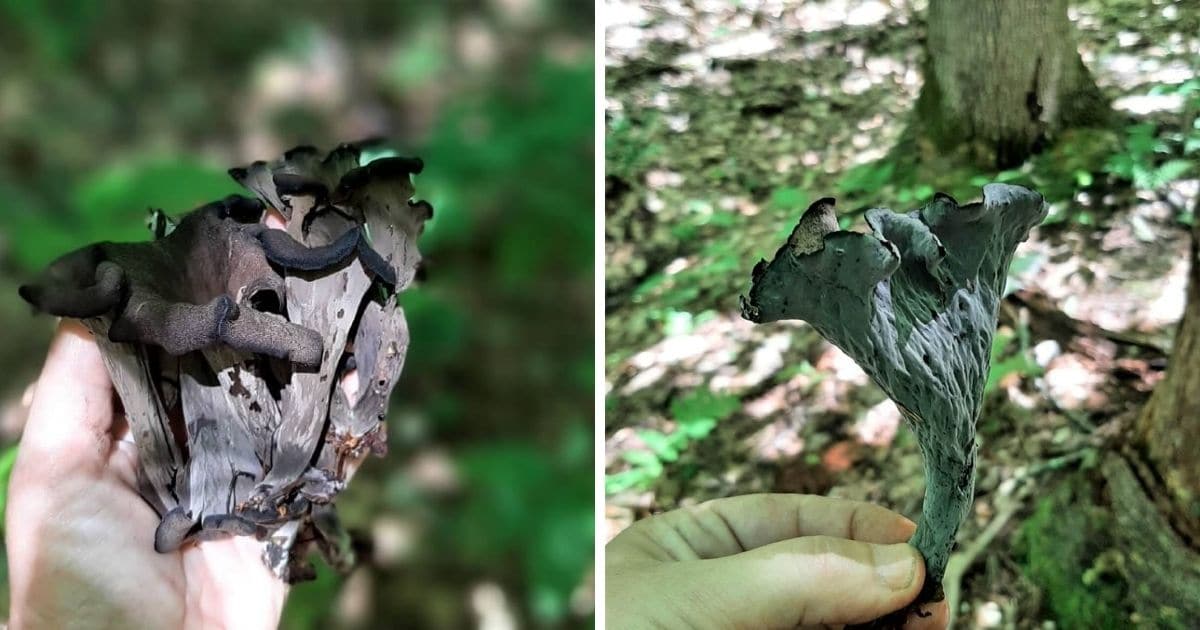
xmin=1099 ymin=199 xmax=1200 ymax=625
xmin=916 ymin=0 xmax=1109 ymax=167
xmin=1017 ymin=205 xmax=1200 ymax=626
xmin=1130 ymin=214 xmax=1200 ymax=545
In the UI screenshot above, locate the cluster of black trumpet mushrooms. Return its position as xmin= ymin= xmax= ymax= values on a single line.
xmin=18 ymin=142 xmax=430 ymax=582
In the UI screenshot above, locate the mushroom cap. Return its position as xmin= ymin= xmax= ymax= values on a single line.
xmin=741 ymin=184 xmax=1045 ymax=425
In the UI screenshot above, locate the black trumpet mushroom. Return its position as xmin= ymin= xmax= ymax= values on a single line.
xmin=18 ymin=142 xmax=432 ymax=582
xmin=740 ymin=183 xmax=1045 ymax=621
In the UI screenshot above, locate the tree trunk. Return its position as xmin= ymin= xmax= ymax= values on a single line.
xmin=1132 ymin=216 xmax=1200 ymax=542
xmin=1017 ymin=204 xmax=1200 ymax=627
xmin=916 ymin=0 xmax=1109 ymax=167
xmin=1096 ymin=205 xmax=1200 ymax=624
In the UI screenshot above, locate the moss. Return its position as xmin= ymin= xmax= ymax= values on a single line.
xmin=1017 ymin=474 xmax=1133 ymax=629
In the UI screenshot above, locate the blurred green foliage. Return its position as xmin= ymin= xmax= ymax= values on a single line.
xmin=452 ymin=432 xmax=592 ymax=622
xmin=1105 ymin=123 xmax=1194 ymax=192
xmin=0 ymin=446 xmax=16 ymax=534
xmin=8 ymin=160 xmax=243 ymax=270
xmin=606 ymin=112 xmax=666 ymax=182
xmin=1016 ymin=477 xmax=1130 ymax=629
xmin=605 ymin=388 xmax=740 ymax=494
xmin=985 ymin=323 xmax=1043 ymax=395
xmin=830 ymin=77 xmax=1198 ymax=227
xmin=0 ymin=2 xmax=593 ymax=628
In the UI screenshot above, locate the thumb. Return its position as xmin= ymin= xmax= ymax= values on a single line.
xmin=696 ymin=535 xmax=925 ymax=628
xmin=19 ymin=320 xmax=115 ymax=474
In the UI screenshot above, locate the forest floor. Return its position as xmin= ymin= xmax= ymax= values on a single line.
xmin=604 ymin=0 xmax=1199 ymax=627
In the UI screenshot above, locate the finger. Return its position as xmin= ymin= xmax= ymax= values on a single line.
xmin=675 ymin=535 xmax=925 ymax=628
xmin=184 ymin=536 xmax=289 ymax=628
xmin=20 ymin=320 xmax=116 ymax=473
xmin=610 ymin=494 xmax=916 ymax=562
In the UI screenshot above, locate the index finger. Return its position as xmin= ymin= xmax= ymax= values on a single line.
xmin=610 ymin=493 xmax=916 ymax=562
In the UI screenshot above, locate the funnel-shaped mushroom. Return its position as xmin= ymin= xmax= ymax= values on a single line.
xmin=741 ymin=184 xmax=1045 ymax=604
xmin=18 ymin=141 xmax=431 ymax=581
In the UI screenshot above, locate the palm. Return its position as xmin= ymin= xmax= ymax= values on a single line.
xmin=5 ymin=323 xmax=286 ymax=629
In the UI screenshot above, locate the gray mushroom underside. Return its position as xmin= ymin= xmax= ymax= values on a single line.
xmin=333 ymin=297 xmax=410 ymax=438
xmin=741 ymin=183 xmax=1046 ymax=584
xmin=84 ymin=320 xmax=182 ymax=515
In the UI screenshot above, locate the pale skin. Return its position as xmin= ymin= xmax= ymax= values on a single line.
xmin=607 ymin=494 xmax=950 ymax=629
xmin=5 ymin=321 xmax=287 ymax=630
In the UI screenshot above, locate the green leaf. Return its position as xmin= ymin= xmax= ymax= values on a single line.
xmin=769 ymin=186 xmax=809 ymax=211
xmin=677 ymin=417 xmax=717 ymax=440
xmin=985 ymin=328 xmax=1043 ymax=392
xmin=671 ymin=389 xmax=739 ymax=422
xmin=453 ymin=443 xmax=593 ymax=621
xmin=606 ymin=468 xmax=657 ymax=494
xmin=280 ymin=560 xmax=343 ymax=630
xmin=398 ymin=288 xmax=468 ymax=368
xmin=8 ymin=158 xmax=243 ymax=270
xmin=670 ymin=388 xmax=740 ymax=438
xmin=387 ymin=27 xmax=448 ymax=88
xmin=837 ymin=161 xmax=895 ymax=195
xmin=622 ymin=449 xmax=662 ymax=470
xmin=662 ymin=309 xmax=695 ymax=336
xmin=1155 ymin=159 xmax=1194 ymax=185
xmin=636 ymin=429 xmax=680 ymax=462
xmin=632 ymin=272 xmax=668 ymax=299
xmin=995 ymin=168 xmax=1024 ymax=183
xmin=74 ymin=158 xmax=243 ymax=226
xmin=1121 ymin=123 xmax=1158 ymax=156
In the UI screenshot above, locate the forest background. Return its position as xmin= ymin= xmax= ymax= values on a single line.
xmin=605 ymin=0 xmax=1199 ymax=627
xmin=0 ymin=2 xmax=595 ymax=629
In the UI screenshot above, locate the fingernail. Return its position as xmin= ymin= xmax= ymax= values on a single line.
xmin=875 ymin=543 xmax=918 ymax=591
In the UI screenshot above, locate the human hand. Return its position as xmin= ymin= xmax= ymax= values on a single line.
xmin=606 ymin=493 xmax=949 ymax=629
xmin=5 ymin=321 xmax=287 ymax=630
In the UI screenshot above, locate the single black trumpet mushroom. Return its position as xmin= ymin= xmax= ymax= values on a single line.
xmin=740 ymin=184 xmax=1045 ymax=625
xmin=19 ymin=141 xmax=432 ymax=581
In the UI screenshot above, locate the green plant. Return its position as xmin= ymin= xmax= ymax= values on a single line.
xmin=1104 ymin=122 xmax=1194 ymax=191
xmin=985 ymin=322 xmax=1043 ymax=394
xmin=451 ymin=432 xmax=592 ymax=623
xmin=605 ymin=388 xmax=740 ymax=494
xmin=3 ymin=158 xmax=243 ymax=271
xmin=0 ymin=445 xmax=18 ymax=534
xmin=606 ymin=112 xmax=665 ymax=182
xmin=768 ymin=186 xmax=810 ymax=213
xmin=1017 ymin=478 xmax=1131 ymax=629
xmin=837 ymin=160 xmax=896 ymax=196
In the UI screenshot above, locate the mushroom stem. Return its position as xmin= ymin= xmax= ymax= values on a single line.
xmin=910 ymin=431 xmax=977 ymax=598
